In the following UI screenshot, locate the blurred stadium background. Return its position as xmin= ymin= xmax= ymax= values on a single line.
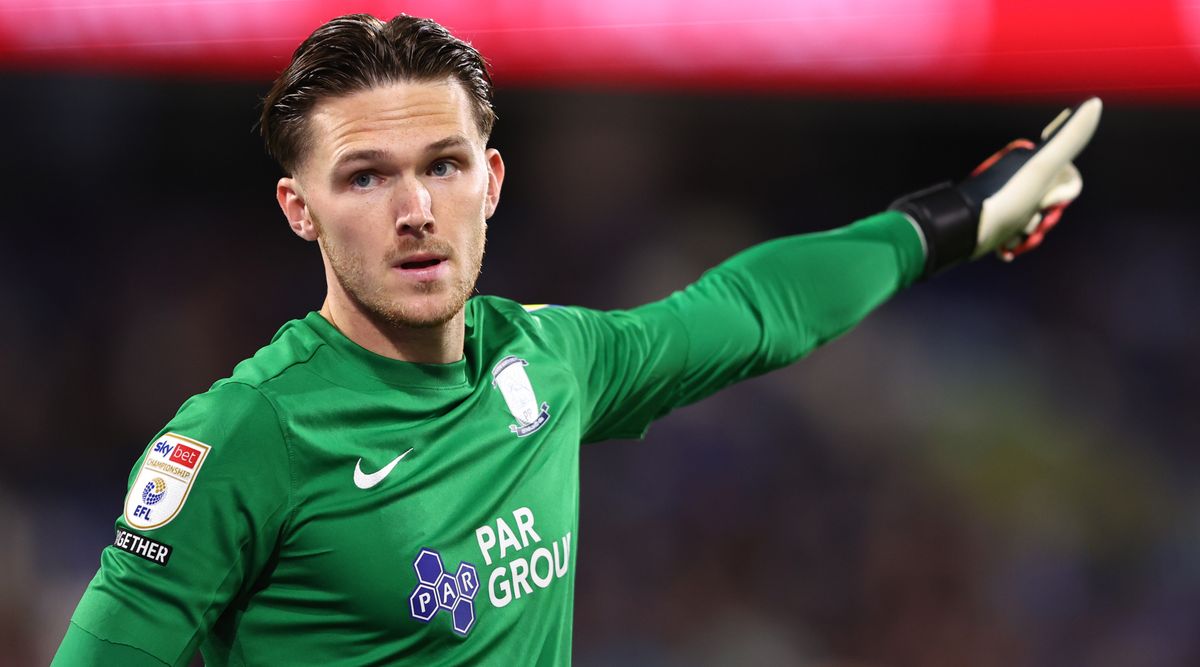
xmin=2 ymin=1 xmax=1199 ymax=665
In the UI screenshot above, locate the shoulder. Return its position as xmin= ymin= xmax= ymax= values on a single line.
xmin=467 ymin=295 xmax=553 ymax=337
xmin=150 ymin=316 xmax=323 ymax=441
xmin=154 ymin=382 xmax=287 ymax=484
xmin=124 ymin=381 xmax=289 ymax=533
xmin=159 ymin=317 xmax=320 ymax=458
xmin=472 ymin=294 xmax=604 ymax=325
xmin=142 ymin=316 xmax=328 ymax=445
xmin=468 ymin=294 xmax=546 ymax=320
xmin=467 ymin=295 xmax=598 ymax=347
xmin=221 ymin=315 xmax=324 ymax=390
xmin=172 ymin=380 xmax=280 ymax=433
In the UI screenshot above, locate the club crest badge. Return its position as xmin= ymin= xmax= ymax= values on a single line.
xmin=123 ymin=432 xmax=211 ymax=530
xmin=492 ymin=355 xmax=550 ymax=437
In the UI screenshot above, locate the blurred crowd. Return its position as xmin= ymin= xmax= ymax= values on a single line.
xmin=1 ymin=75 xmax=1197 ymax=665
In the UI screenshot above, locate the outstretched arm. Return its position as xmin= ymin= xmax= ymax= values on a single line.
xmin=536 ymin=99 xmax=1102 ymax=443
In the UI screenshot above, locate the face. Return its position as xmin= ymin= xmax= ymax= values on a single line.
xmin=277 ymin=78 xmax=504 ymax=330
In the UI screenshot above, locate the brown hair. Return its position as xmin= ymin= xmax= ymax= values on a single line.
xmin=260 ymin=14 xmax=496 ymax=174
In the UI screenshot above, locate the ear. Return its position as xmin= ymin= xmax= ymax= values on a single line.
xmin=277 ymin=177 xmax=319 ymax=241
xmin=483 ymin=148 xmax=505 ymax=220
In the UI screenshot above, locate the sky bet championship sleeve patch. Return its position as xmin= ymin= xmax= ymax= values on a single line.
xmin=123 ymin=433 xmax=211 ymax=531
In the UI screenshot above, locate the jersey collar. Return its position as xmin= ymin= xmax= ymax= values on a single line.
xmin=300 ymin=311 xmax=471 ymax=389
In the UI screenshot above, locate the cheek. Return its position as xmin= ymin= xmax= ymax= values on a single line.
xmin=432 ymin=174 xmax=489 ymax=213
xmin=316 ymin=198 xmax=388 ymax=246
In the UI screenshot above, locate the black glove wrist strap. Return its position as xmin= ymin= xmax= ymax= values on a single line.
xmin=889 ymin=182 xmax=980 ymax=277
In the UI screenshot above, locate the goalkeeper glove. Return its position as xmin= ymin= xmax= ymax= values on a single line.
xmin=890 ymin=97 xmax=1102 ymax=277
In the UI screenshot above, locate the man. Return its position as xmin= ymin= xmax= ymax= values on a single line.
xmin=53 ymin=13 xmax=1101 ymax=667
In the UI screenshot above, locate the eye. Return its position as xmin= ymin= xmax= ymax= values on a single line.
xmin=429 ymin=160 xmax=458 ymax=178
xmin=351 ymin=172 xmax=377 ymax=188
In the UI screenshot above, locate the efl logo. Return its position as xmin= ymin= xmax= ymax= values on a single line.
xmin=408 ymin=548 xmax=480 ymax=636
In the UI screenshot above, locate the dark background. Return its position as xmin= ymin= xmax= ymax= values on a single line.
xmin=2 ymin=73 xmax=1198 ymax=666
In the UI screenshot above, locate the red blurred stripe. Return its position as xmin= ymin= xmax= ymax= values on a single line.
xmin=0 ymin=0 xmax=1197 ymax=101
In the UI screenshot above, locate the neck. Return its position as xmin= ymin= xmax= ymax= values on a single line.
xmin=318 ymin=297 xmax=465 ymax=365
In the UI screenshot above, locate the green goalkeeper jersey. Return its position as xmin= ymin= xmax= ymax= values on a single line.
xmin=55 ymin=212 xmax=923 ymax=666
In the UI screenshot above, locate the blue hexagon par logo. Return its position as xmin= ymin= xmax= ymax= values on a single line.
xmin=409 ymin=547 xmax=479 ymax=636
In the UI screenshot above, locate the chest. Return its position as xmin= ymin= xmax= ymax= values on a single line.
xmin=258 ymin=354 xmax=582 ymax=642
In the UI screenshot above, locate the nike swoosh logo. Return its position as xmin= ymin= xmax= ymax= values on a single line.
xmin=353 ymin=448 xmax=414 ymax=490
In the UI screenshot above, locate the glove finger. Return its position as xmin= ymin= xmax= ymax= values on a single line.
xmin=1022 ymin=210 xmax=1045 ymax=236
xmin=998 ymin=202 xmax=1068 ymax=262
xmin=1037 ymin=162 xmax=1082 ymax=210
xmin=1036 ymin=97 xmax=1102 ymax=167
xmin=993 ymin=211 xmax=1040 ymax=260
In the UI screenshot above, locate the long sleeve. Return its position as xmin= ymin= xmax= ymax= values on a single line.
xmin=527 ymin=210 xmax=925 ymax=443
xmin=55 ymin=382 xmax=293 ymax=666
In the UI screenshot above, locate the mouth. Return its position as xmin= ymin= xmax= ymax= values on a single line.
xmin=400 ymin=257 xmax=443 ymax=270
xmin=393 ymin=253 xmax=450 ymax=280
xmin=396 ymin=252 xmax=447 ymax=269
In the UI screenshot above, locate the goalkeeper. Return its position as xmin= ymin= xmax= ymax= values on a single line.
xmin=53 ymin=13 xmax=1101 ymax=667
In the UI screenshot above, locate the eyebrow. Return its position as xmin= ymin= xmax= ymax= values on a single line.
xmin=426 ymin=134 xmax=472 ymax=152
xmin=333 ymin=148 xmax=388 ymax=169
xmin=332 ymin=135 xmax=473 ymax=170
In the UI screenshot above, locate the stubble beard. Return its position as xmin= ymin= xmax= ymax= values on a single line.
xmin=318 ymin=219 xmax=486 ymax=331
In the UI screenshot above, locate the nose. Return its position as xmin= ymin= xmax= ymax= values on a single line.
xmin=394 ymin=176 xmax=435 ymax=236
